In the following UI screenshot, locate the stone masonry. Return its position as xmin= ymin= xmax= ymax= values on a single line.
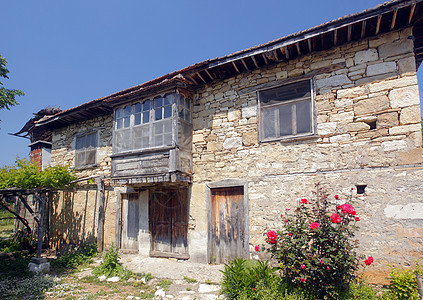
xmin=47 ymin=27 xmax=423 ymax=283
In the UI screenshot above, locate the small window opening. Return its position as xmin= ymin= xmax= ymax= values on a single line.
xmin=368 ymin=121 xmax=376 ymax=130
xmin=356 ymin=185 xmax=366 ymax=195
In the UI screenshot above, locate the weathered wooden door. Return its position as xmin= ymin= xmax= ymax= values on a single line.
xmin=149 ymin=188 xmax=189 ymax=259
xmin=210 ymin=186 xmax=246 ymax=264
xmin=121 ymin=193 xmax=139 ymax=250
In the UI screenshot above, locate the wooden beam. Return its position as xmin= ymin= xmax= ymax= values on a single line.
xmin=187 ymin=75 xmax=199 ymax=85
xmin=205 ymin=69 xmax=214 ymax=80
xmin=96 ymin=178 xmax=105 ymax=252
xmin=391 ymin=9 xmax=398 ymax=30
xmin=261 ymin=53 xmax=269 ymax=65
xmin=284 ymin=46 xmax=290 ymax=60
xmin=333 ymin=29 xmax=338 ymax=46
xmin=307 ymin=38 xmax=312 ymax=52
xmin=251 ymin=55 xmax=259 ymax=68
xmin=361 ymin=20 xmax=367 ymax=39
xmin=232 ymin=61 xmax=241 ymax=73
xmin=409 ymin=4 xmax=416 ymax=24
xmin=241 ymin=58 xmax=249 ymax=71
xmin=196 ymin=72 xmax=207 ymax=84
xmin=375 ymin=15 xmax=382 ymax=35
xmin=295 ymin=42 xmax=301 ymax=56
xmin=273 ymin=49 xmax=280 ymax=61
xmin=347 ymin=25 xmax=352 ymax=42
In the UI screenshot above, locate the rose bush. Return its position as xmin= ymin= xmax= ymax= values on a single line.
xmin=261 ymin=184 xmax=372 ymax=299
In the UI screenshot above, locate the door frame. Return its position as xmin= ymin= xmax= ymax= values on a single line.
xmin=206 ymin=179 xmax=249 ymax=264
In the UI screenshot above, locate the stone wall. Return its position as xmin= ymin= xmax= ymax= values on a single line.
xmin=189 ymin=27 xmax=423 ymax=283
xmin=51 ymin=115 xmax=113 ymax=179
xmin=49 ymin=186 xmax=116 ymax=252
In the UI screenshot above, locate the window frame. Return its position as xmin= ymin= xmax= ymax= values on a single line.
xmin=75 ymin=131 xmax=98 ymax=169
xmin=112 ymin=92 xmax=191 ymax=155
xmin=258 ymin=78 xmax=316 ymax=143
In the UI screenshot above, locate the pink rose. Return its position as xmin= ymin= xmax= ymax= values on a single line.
xmin=364 ymin=256 xmax=373 ymax=265
xmin=300 ymin=277 xmax=306 ymax=283
xmin=327 ymin=266 xmax=331 ymax=270
xmin=330 ymin=213 xmax=341 ymax=224
xmin=301 ymin=264 xmax=305 ymax=269
xmin=300 ymin=198 xmax=309 ymax=204
xmin=286 ymin=208 xmax=291 ymax=211
xmin=309 ymin=222 xmax=320 ymax=229
xmin=320 ymin=259 xmax=324 ymax=264
xmin=285 ymin=219 xmax=288 ymax=223
xmin=254 ymin=245 xmax=260 ymax=251
xmin=334 ymin=195 xmax=339 ymax=200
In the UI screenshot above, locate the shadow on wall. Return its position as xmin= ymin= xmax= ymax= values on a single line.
xmin=49 ymin=187 xmax=99 ymax=253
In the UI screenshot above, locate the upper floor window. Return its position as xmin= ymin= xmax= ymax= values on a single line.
xmin=75 ymin=132 xmax=97 ymax=168
xmin=259 ymin=79 xmax=314 ymax=142
xmin=113 ymin=93 xmax=191 ymax=154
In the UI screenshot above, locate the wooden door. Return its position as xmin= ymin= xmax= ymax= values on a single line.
xmin=210 ymin=186 xmax=246 ymax=264
xmin=121 ymin=193 xmax=139 ymax=250
xmin=149 ymin=188 xmax=189 ymax=259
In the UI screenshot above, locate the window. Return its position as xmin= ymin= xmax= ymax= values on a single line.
xmin=259 ymin=79 xmax=314 ymax=141
xmin=75 ymin=132 xmax=97 ymax=168
xmin=113 ymin=93 xmax=191 ymax=154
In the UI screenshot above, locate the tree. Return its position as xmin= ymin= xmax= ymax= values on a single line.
xmin=0 ymin=54 xmax=24 ymax=110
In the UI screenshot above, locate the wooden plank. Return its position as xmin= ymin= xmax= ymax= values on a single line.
xmin=409 ymin=4 xmax=416 ymax=24
xmin=361 ymin=20 xmax=367 ymax=39
xmin=307 ymin=38 xmax=312 ymax=52
xmin=347 ymin=25 xmax=352 ymax=42
xmin=96 ymin=178 xmax=105 ymax=252
xmin=375 ymin=15 xmax=382 ymax=35
xmin=204 ymin=69 xmax=214 ymax=80
xmin=334 ymin=29 xmax=338 ymax=46
xmin=284 ymin=46 xmax=290 ymax=59
xmin=241 ymin=58 xmax=249 ymax=71
xmin=251 ymin=55 xmax=259 ymax=68
xmin=261 ymin=53 xmax=268 ymax=65
xmin=196 ymin=72 xmax=207 ymax=84
xmin=391 ymin=9 xmax=398 ymax=30
xmin=232 ymin=61 xmax=240 ymax=73
xmin=295 ymin=42 xmax=301 ymax=56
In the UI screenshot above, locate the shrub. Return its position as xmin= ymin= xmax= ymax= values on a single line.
xmin=386 ymin=266 xmax=419 ymax=300
xmin=93 ymin=245 xmax=131 ymax=280
xmin=51 ymin=242 xmax=98 ymax=269
xmin=260 ymin=184 xmax=371 ymax=299
xmin=220 ymin=258 xmax=279 ymax=299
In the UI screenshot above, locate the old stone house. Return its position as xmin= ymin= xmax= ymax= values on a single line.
xmin=16 ymin=0 xmax=423 ymax=282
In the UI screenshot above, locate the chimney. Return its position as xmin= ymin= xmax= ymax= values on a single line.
xmin=29 ymin=141 xmax=52 ymax=171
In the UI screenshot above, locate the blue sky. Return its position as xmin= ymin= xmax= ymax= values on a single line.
xmin=1 ymin=0 xmax=422 ymax=166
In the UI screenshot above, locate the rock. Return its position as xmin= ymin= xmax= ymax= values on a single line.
xmin=317 ymin=122 xmax=337 ymax=135
xmin=398 ymin=56 xmax=416 ymax=75
xmin=381 ymin=140 xmax=407 ymax=151
xmin=223 ymin=137 xmax=242 ymax=149
xmin=354 ymin=49 xmax=378 ymax=64
xmin=155 ymin=288 xmax=166 ymax=298
xmin=316 ymin=74 xmax=352 ymax=90
xmin=107 ymin=276 xmax=120 ymax=282
xmin=378 ymin=39 xmax=414 ymax=59
xmin=354 ymin=95 xmax=389 ymax=115
xmin=98 ymin=275 xmax=107 ymax=282
xmin=198 ymin=284 xmax=220 ymax=293
xmin=366 ymin=62 xmax=397 ymax=77
xmin=28 ymin=262 xmax=50 ymax=273
xmin=242 ymin=105 xmax=257 ymax=118
xmin=400 ymin=106 xmax=421 ymax=125
xmin=389 ymin=86 xmax=420 ymax=108
xmin=389 ymin=124 xmax=421 ymax=135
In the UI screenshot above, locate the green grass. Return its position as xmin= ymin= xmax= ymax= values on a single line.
xmin=0 ymin=208 xmax=14 ymax=239
xmin=183 ymin=276 xmax=197 ymax=283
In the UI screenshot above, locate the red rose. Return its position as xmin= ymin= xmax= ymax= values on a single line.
xmin=300 ymin=198 xmax=308 ymax=204
xmin=300 ymin=277 xmax=306 ymax=283
xmin=340 ymin=203 xmax=354 ymax=215
xmin=364 ymin=256 xmax=373 ymax=265
xmin=330 ymin=213 xmax=341 ymax=224
xmin=288 ymin=232 xmax=292 ymax=236
xmin=351 ymin=211 xmax=357 ymax=216
xmin=301 ymin=264 xmax=306 ymax=269
xmin=334 ymin=195 xmax=339 ymax=200
xmin=355 ymin=217 xmax=360 ymax=221
xmin=309 ymin=222 xmax=320 ymax=229
xmin=254 ymin=245 xmax=260 ymax=251
xmin=267 ymin=230 xmax=277 ymax=244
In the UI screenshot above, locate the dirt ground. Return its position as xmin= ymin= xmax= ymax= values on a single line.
xmin=43 ymin=254 xmax=225 ymax=300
